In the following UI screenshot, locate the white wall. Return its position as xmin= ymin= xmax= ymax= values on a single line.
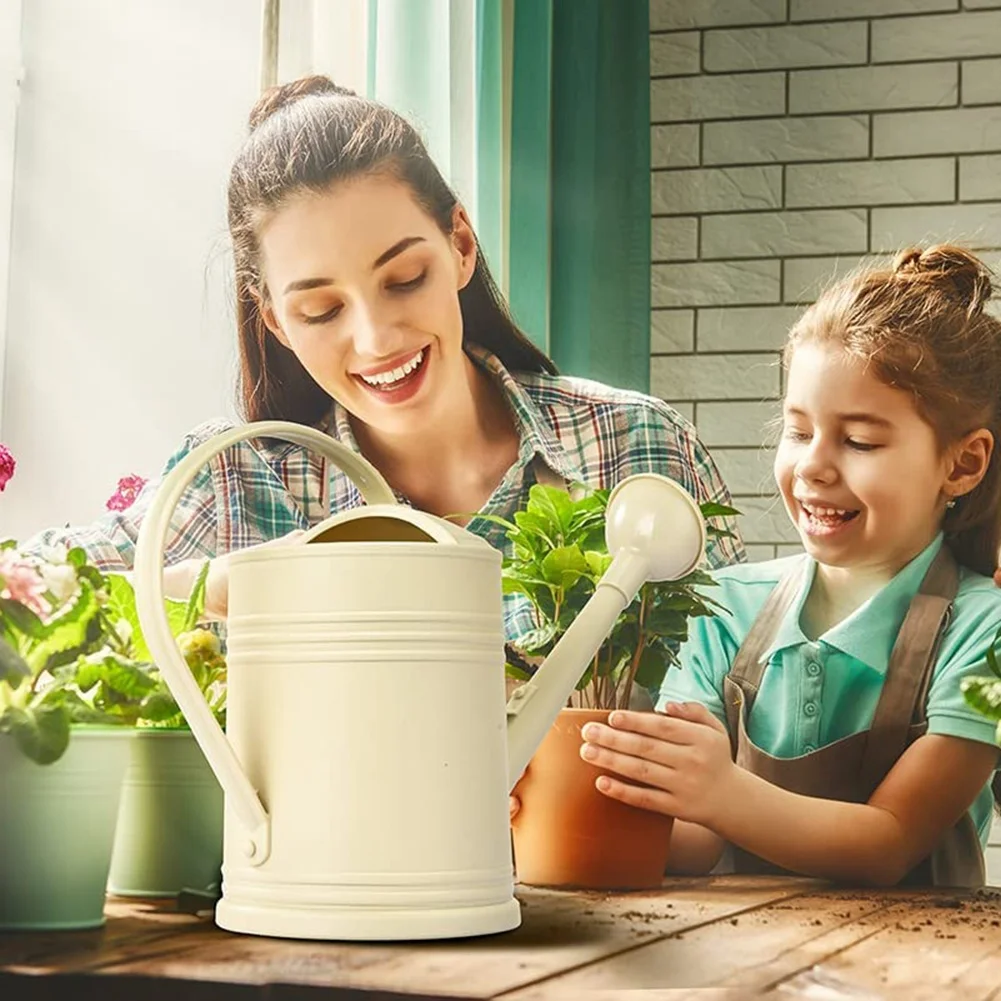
xmin=0 ymin=0 xmax=261 ymax=540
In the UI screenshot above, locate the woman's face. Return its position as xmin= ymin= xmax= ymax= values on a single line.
xmin=256 ymin=174 xmax=477 ymax=437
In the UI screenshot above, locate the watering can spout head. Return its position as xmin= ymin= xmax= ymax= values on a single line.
xmin=504 ymin=474 xmax=707 ymax=790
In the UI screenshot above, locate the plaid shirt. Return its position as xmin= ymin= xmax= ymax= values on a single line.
xmin=25 ymin=347 xmax=744 ymax=642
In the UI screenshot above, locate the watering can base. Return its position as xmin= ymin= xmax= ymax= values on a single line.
xmin=215 ymin=895 xmax=522 ymax=941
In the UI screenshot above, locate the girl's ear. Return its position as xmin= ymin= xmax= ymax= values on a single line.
xmin=449 ymin=205 xmax=477 ymax=292
xmin=249 ymin=285 xmax=291 ymax=348
xmin=944 ymin=428 xmax=995 ymax=501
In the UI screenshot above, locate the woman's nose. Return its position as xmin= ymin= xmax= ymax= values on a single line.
xmin=349 ymin=300 xmax=386 ymax=356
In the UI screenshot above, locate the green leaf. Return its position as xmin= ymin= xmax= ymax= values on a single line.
xmin=540 ymin=546 xmax=589 ymax=588
xmin=0 ymin=598 xmax=47 ymax=639
xmin=527 ymin=485 xmax=574 ymax=538
xmin=65 ymin=547 xmax=88 ymax=569
xmin=634 ymin=644 xmax=674 ymax=691
xmin=182 ymin=560 xmax=210 ymax=632
xmin=699 ymin=502 xmax=741 ymax=519
xmin=139 ymin=689 xmax=183 ymax=724
xmin=0 ymin=637 xmax=31 ymax=686
xmin=0 ymin=704 xmax=71 ymax=764
xmin=513 ymin=622 xmax=560 ymax=654
xmin=27 ymin=580 xmax=104 ymax=671
xmin=962 ymin=676 xmax=1001 ymax=723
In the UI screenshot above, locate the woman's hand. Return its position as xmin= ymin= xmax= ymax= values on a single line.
xmin=162 ymin=530 xmax=306 ymax=620
xmin=580 ymin=702 xmax=737 ymax=827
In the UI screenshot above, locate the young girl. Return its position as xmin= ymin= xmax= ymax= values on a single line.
xmin=580 ymin=245 xmax=1001 ymax=887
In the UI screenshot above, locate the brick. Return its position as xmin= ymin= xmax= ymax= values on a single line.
xmin=664 ymin=401 xmax=696 ymax=422
xmin=651 ymin=125 xmax=700 ymax=168
xmin=651 ymin=31 xmax=700 ymax=76
xmin=732 ymin=495 xmax=802 ymax=545
xmin=871 ymin=203 xmax=1001 ymax=251
xmin=744 ymin=544 xmax=778 ymax=562
xmin=652 ymin=217 xmax=698 ymax=261
xmin=964 ymin=0 xmax=1001 ymax=7
xmin=650 ymin=0 xmax=787 ymax=30
xmin=775 ymin=543 xmax=806 ymax=557
xmin=651 ymin=310 xmax=695 ymax=353
xmin=790 ymin=63 xmax=957 ymax=115
xmin=702 ymin=209 xmax=868 ymax=260
xmin=785 ymin=158 xmax=955 ymax=208
xmin=963 ymin=58 xmax=1001 ymax=105
xmin=652 ymin=260 xmax=781 ymax=307
xmin=704 ymin=23 xmax=867 ymax=73
xmin=698 ymin=306 xmax=803 ymax=352
xmin=651 ymin=73 xmax=785 ymax=123
xmin=960 ymin=154 xmax=1001 ymax=199
xmin=650 ymin=352 xmax=781 ymax=401
xmin=652 ymin=166 xmax=782 ymax=214
xmin=697 ymin=400 xmax=783 ymax=446
xmin=783 ymin=255 xmax=895 ymax=304
xmin=874 ymin=107 xmax=1001 ymax=155
xmin=791 ymin=0 xmax=957 ymax=19
xmin=712 ymin=447 xmax=779 ymax=495
xmin=703 ymin=115 xmax=869 ymax=165
xmin=872 ymin=11 xmax=1001 ymax=62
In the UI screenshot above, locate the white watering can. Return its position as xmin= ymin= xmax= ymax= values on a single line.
xmin=134 ymin=421 xmax=706 ymax=942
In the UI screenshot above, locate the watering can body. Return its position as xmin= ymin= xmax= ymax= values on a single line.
xmin=133 ymin=421 xmax=706 ymax=941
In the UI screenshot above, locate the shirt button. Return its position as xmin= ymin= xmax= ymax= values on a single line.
xmin=806 ymin=661 xmax=821 ymax=677
xmin=804 ymin=702 xmax=818 ymax=716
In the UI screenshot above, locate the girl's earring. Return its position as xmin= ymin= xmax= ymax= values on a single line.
xmin=946 ymin=498 xmax=957 ymax=509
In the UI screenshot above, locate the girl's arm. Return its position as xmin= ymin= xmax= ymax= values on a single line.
xmin=583 ymin=703 xmax=998 ymax=886
xmin=665 ymin=820 xmax=726 ymax=875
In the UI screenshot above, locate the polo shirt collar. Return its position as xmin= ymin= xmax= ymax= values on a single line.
xmin=759 ymin=533 xmax=945 ymax=674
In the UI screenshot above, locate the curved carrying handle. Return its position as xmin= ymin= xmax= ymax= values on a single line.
xmin=133 ymin=421 xmax=397 ymax=865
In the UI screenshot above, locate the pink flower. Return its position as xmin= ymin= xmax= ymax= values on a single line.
xmin=106 ymin=474 xmax=148 ymax=512
xmin=0 ymin=551 xmax=51 ymax=618
xmin=0 ymin=444 xmax=14 ymax=492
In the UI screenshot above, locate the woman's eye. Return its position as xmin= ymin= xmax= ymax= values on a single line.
xmin=301 ymin=304 xmax=343 ymax=325
xmin=389 ymin=270 xmax=427 ymax=293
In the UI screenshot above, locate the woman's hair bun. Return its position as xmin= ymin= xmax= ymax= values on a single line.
xmin=248 ymin=75 xmax=358 ymax=131
xmin=891 ymin=244 xmax=994 ymax=316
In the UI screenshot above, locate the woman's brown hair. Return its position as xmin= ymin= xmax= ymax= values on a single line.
xmin=228 ymin=75 xmax=556 ymax=426
xmin=785 ymin=244 xmax=1001 ymax=577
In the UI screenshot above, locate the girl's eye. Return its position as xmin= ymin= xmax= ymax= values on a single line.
xmin=389 ymin=270 xmax=427 ymax=293
xmin=301 ymin=304 xmax=343 ymax=325
xmin=847 ymin=439 xmax=879 ymax=452
xmin=783 ymin=428 xmax=811 ymax=442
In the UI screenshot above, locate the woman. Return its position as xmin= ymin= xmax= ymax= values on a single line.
xmin=23 ymin=75 xmax=743 ymax=640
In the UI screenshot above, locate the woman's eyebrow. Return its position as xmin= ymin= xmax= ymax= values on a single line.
xmin=282 ymin=236 xmax=426 ymax=295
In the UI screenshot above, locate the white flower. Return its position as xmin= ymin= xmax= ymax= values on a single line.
xmin=114 ymin=618 xmax=133 ymax=645
xmin=39 ymin=563 xmax=79 ymax=605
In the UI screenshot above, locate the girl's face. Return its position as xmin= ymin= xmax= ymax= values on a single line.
xmin=775 ymin=342 xmax=977 ymax=577
xmin=256 ymin=174 xmax=477 ymax=438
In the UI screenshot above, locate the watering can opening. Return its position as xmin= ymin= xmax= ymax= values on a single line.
xmin=305 ymin=516 xmax=436 ymax=545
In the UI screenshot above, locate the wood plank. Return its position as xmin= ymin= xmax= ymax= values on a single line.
xmin=75 ymin=877 xmax=819 ymax=998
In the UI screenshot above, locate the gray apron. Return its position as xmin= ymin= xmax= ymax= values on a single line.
xmin=722 ymin=545 xmax=986 ymax=888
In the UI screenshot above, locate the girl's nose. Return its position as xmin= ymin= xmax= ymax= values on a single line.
xmin=795 ymin=439 xmax=837 ymax=484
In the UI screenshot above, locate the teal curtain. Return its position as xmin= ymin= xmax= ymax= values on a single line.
xmin=509 ymin=0 xmax=651 ymax=392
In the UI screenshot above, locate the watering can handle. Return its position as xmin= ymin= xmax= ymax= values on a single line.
xmin=133 ymin=421 xmax=397 ymax=865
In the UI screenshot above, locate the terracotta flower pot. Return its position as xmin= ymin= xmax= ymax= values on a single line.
xmin=512 ymin=708 xmax=674 ymax=889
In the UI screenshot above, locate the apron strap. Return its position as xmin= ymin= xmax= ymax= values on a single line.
xmin=858 ymin=545 xmax=959 ymax=798
xmin=723 ymin=558 xmax=809 ymax=750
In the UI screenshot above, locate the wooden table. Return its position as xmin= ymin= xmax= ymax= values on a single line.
xmin=3 ymin=875 xmax=1001 ymax=1000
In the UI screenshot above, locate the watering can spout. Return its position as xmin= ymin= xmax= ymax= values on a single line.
xmin=504 ymin=474 xmax=707 ymax=790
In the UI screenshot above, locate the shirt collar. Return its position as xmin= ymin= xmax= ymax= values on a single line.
xmin=327 ymin=344 xmax=585 ymax=487
xmin=759 ymin=533 xmax=946 ymax=673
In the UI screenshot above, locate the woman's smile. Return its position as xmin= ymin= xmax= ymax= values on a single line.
xmin=353 ymin=346 xmax=431 ymax=404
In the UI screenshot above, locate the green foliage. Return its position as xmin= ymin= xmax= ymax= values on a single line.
xmin=0 ymin=545 xmax=224 ymax=764
xmin=962 ymin=625 xmax=1001 ymax=745
xmin=496 ymin=483 xmax=736 ymax=710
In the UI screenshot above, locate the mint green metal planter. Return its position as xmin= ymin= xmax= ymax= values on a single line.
xmin=0 ymin=728 xmax=131 ymax=930
xmin=107 ymin=729 xmax=223 ymax=897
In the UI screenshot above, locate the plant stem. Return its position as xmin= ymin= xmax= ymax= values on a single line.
xmin=619 ymin=589 xmax=648 ymax=710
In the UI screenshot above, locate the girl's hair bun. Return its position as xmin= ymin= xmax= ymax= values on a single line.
xmin=891 ymin=244 xmax=993 ymax=316
xmin=248 ymin=75 xmax=357 ymax=131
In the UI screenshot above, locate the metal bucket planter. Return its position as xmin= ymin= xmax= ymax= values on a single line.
xmin=108 ymin=729 xmax=223 ymax=897
xmin=0 ymin=727 xmax=131 ymax=930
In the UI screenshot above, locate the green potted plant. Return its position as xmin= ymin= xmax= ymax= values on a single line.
xmin=0 ymin=533 xmax=144 ymax=930
xmin=491 ymin=482 xmax=735 ymax=890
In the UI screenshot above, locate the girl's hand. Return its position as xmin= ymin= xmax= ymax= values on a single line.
xmin=580 ymin=702 xmax=737 ymax=827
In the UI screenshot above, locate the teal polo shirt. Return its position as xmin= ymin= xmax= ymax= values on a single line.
xmin=658 ymin=534 xmax=1001 ymax=848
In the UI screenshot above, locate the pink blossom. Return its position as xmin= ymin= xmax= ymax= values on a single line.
xmin=106 ymin=474 xmax=148 ymax=512
xmin=0 ymin=444 xmax=14 ymax=492
xmin=0 ymin=551 xmax=51 ymax=618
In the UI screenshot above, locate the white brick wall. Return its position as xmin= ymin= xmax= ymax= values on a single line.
xmin=650 ymin=0 xmax=1001 ymax=560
